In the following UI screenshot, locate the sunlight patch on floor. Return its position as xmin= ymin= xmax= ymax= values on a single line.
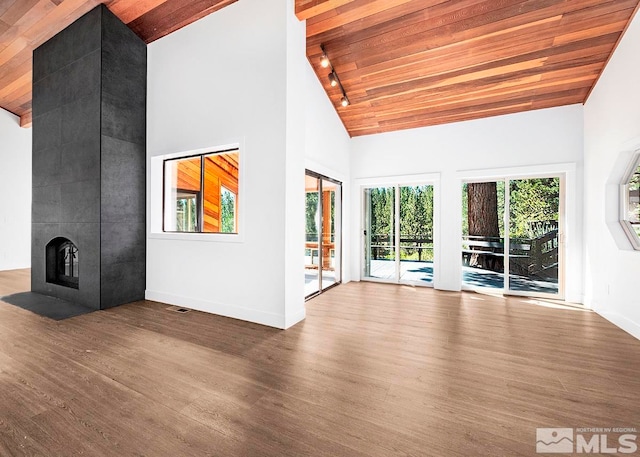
xmin=521 ymin=298 xmax=589 ymax=312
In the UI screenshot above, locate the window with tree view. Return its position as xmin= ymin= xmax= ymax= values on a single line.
xmin=461 ymin=177 xmax=560 ymax=295
xmin=621 ymin=153 xmax=640 ymax=249
xmin=164 ymin=149 xmax=239 ymax=234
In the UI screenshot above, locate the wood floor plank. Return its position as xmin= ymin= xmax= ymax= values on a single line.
xmin=0 ymin=270 xmax=639 ymax=456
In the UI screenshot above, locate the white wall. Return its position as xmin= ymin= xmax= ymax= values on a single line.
xmin=0 ymin=109 xmax=31 ymax=271
xmin=303 ymin=59 xmax=351 ymax=282
xmin=304 ymin=65 xmax=350 ymax=175
xmin=143 ymin=0 xmax=596 ymax=329
xmin=146 ymin=0 xmax=304 ymax=328
xmin=283 ymin=0 xmax=308 ymax=326
xmin=584 ymin=11 xmax=640 ymax=339
xmin=350 ymin=105 xmax=584 ymax=302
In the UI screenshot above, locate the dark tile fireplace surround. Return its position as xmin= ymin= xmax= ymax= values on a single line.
xmin=30 ymin=5 xmax=147 ymax=312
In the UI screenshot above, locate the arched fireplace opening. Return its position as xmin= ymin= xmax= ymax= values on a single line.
xmin=46 ymin=237 xmax=79 ymax=289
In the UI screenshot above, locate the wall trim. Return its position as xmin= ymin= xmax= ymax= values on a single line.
xmin=305 ymin=158 xmax=348 ymax=184
xmin=148 ymin=138 xmax=246 ymax=242
xmin=354 ymin=172 xmax=441 ymax=186
xmin=284 ymin=307 xmax=306 ymax=329
xmin=596 ymin=309 xmax=640 ymax=341
xmin=145 ymin=289 xmax=287 ymax=329
xmin=454 ymin=161 xmax=577 ymax=179
xmin=352 ymin=173 xmax=442 ymax=288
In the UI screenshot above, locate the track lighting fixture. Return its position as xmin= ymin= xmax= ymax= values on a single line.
xmin=320 ymin=44 xmax=350 ymax=108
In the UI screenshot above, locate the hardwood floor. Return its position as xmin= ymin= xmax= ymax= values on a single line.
xmin=0 ymin=269 xmax=639 ymax=456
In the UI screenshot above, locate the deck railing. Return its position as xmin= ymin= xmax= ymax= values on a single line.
xmin=307 ymin=229 xmax=558 ymax=278
xmin=369 ymin=233 xmax=434 ymax=261
xmin=461 ymin=230 xmax=558 ymax=278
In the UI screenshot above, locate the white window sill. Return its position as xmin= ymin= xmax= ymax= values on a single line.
xmin=148 ymin=231 xmax=245 ymax=243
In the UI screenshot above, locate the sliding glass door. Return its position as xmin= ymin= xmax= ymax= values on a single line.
xmin=462 ymin=175 xmax=563 ymax=298
xmin=461 ymin=181 xmax=506 ymax=290
xmin=305 ymin=171 xmax=342 ymax=299
xmin=305 ymin=175 xmax=321 ymax=296
xmin=363 ymin=184 xmax=434 ymax=285
xmin=364 ymin=186 xmax=396 ymax=280
xmin=507 ymin=177 xmax=560 ymax=295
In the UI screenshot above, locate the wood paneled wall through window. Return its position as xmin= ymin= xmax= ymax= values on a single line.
xmin=203 ymin=153 xmax=239 ymax=233
xmin=175 ymin=152 xmax=239 ymax=233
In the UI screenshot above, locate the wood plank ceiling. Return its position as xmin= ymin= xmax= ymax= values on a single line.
xmin=3 ymin=0 xmax=639 ymax=135
xmin=0 ymin=0 xmax=237 ymax=128
xmin=297 ymin=0 xmax=640 ymax=136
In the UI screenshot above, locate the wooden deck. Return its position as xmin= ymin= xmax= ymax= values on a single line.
xmin=367 ymin=259 xmax=559 ymax=294
xmin=305 ymin=268 xmax=336 ymax=297
xmin=0 ymin=269 xmax=639 ymax=456
xmin=367 ymin=259 xmax=434 ymax=283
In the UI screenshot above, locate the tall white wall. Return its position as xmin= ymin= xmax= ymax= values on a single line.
xmin=350 ymin=105 xmax=584 ymax=302
xmin=304 ymin=65 xmax=350 ymax=174
xmin=584 ymin=11 xmax=640 ymax=339
xmin=283 ymin=0 xmax=309 ymax=326
xmin=0 ymin=109 xmax=31 ymax=271
xmin=147 ymin=0 xmax=303 ymax=328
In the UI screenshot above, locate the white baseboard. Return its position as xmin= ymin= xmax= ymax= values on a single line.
xmin=596 ymin=310 xmax=640 ymax=341
xmin=145 ymin=290 xmax=288 ymax=329
xmin=284 ymin=307 xmax=306 ymax=329
xmin=0 ymin=264 xmax=30 ymax=272
xmin=565 ymin=290 xmax=585 ymax=307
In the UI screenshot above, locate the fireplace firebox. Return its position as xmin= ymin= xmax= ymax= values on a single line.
xmin=46 ymin=238 xmax=79 ymax=289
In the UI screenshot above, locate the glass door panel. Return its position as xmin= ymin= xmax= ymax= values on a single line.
xmin=508 ymin=177 xmax=560 ymax=295
xmin=462 ymin=181 xmax=505 ymax=289
xmin=305 ymin=175 xmax=321 ymax=297
xmin=399 ymin=185 xmax=434 ymax=284
xmin=321 ymin=179 xmax=341 ymax=291
xmin=305 ymin=171 xmax=342 ymax=299
xmin=364 ymin=187 xmax=396 ymax=280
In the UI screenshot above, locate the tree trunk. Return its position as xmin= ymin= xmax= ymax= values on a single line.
xmin=468 ymin=182 xmax=499 ymax=236
xmin=467 ymin=182 xmax=501 ymax=270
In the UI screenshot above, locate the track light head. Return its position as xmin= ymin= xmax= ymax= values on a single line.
xmin=328 ymin=71 xmax=338 ymax=87
xmin=341 ymin=96 xmax=349 ymax=107
xmin=320 ymin=44 xmax=330 ymax=68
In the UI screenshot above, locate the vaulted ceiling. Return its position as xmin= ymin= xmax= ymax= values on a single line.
xmin=297 ymin=0 xmax=640 ymax=136
xmin=2 ymin=1 xmax=639 ymax=134
xmin=0 ymin=0 xmax=237 ymax=128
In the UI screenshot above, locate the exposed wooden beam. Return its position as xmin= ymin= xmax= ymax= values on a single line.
xmin=306 ymin=0 xmax=414 ymax=36
xmin=107 ymin=0 xmax=168 ymax=24
xmin=19 ymin=110 xmax=32 ymax=128
xmin=126 ymin=0 xmax=237 ymax=43
xmin=294 ymin=0 xmax=356 ymax=21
